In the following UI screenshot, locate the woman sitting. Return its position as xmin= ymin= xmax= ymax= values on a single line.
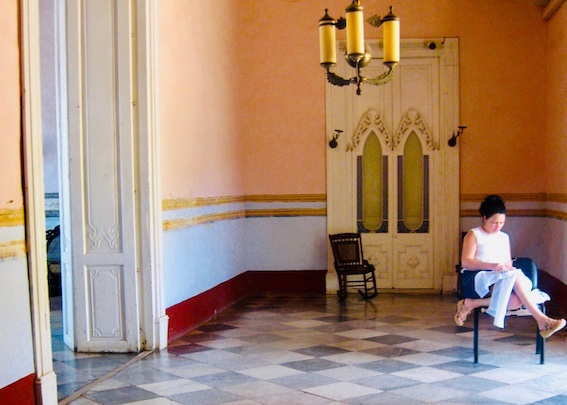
xmin=454 ymin=194 xmax=565 ymax=338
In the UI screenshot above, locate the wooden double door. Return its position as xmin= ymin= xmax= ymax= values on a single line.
xmin=326 ymin=39 xmax=460 ymax=291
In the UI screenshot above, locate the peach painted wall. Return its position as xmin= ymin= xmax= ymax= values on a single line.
xmin=0 ymin=0 xmax=23 ymax=209
xmin=540 ymin=3 xmax=567 ymax=285
xmin=235 ymin=1 xmax=327 ymax=195
xmin=451 ymin=0 xmax=546 ymax=194
xmin=545 ymin=3 xmax=567 ymax=193
xmin=157 ymin=1 xmax=245 ymax=199
xmin=157 ymin=0 xmax=547 ymax=199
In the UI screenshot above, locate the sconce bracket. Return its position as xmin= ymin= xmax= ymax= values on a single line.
xmin=448 ymin=126 xmax=467 ymax=147
xmin=329 ymin=129 xmax=343 ymax=148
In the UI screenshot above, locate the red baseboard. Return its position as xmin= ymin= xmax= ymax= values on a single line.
xmin=0 ymin=374 xmax=36 ymax=405
xmin=166 ymin=269 xmax=326 ymax=341
xmin=166 ymin=272 xmax=251 ymax=341
xmin=539 ymin=270 xmax=567 ymax=315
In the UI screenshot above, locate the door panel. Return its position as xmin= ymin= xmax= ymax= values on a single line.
xmin=327 ymin=39 xmax=460 ymax=292
xmin=66 ymin=0 xmax=140 ymax=352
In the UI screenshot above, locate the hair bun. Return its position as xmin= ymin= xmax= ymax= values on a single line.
xmin=479 ymin=194 xmax=506 ymax=217
xmin=485 ymin=194 xmax=505 ymax=204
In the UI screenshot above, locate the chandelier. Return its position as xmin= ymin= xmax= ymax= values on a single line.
xmin=319 ymin=1 xmax=400 ymax=95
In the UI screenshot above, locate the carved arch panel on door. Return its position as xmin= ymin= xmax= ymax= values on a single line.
xmin=351 ymin=108 xmax=435 ymax=236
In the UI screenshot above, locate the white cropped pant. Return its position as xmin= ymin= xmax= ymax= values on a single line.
xmin=474 ymin=269 xmax=532 ymax=328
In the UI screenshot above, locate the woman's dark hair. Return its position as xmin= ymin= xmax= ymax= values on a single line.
xmin=479 ymin=194 xmax=506 ymax=218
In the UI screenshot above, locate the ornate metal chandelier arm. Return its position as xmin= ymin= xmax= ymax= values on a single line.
xmin=366 ymin=14 xmax=384 ymax=27
xmin=355 ymin=61 xmax=364 ymax=95
xmin=326 ymin=70 xmax=357 ymax=87
xmin=362 ymin=64 xmax=397 ymax=86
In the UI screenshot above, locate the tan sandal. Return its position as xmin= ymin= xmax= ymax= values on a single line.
xmin=454 ymin=299 xmax=471 ymax=326
xmin=539 ymin=318 xmax=566 ymax=339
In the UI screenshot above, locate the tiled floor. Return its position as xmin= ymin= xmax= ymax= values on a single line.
xmin=58 ymin=293 xmax=567 ymax=404
xmin=50 ymin=297 xmax=138 ymax=401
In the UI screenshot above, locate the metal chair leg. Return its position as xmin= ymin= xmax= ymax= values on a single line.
xmin=537 ymin=304 xmax=545 ymax=364
xmin=474 ymin=308 xmax=480 ymax=363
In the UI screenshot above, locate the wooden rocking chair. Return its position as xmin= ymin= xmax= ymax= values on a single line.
xmin=329 ymin=233 xmax=378 ymax=300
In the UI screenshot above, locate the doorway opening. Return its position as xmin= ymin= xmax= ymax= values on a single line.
xmin=39 ymin=0 xmax=139 ymax=400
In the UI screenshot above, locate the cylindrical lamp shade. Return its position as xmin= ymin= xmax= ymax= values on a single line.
xmin=345 ymin=1 xmax=365 ymax=58
xmin=319 ymin=10 xmax=337 ymax=66
xmin=382 ymin=7 xmax=400 ymax=63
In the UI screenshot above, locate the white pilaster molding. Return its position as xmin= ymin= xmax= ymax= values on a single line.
xmin=20 ymin=0 xmax=58 ymax=403
xmin=136 ymin=0 xmax=168 ymax=350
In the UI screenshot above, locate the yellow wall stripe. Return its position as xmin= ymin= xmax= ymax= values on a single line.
xmin=0 ymin=240 xmax=27 ymax=261
xmin=245 ymin=194 xmax=327 ymax=203
xmin=461 ymin=193 xmax=567 ymax=203
xmin=162 ymin=193 xmax=567 ymax=230
xmin=544 ymin=193 xmax=567 ymax=203
xmin=461 ymin=208 xmax=567 ymax=220
xmin=162 ymin=194 xmax=326 ymax=211
xmin=546 ymin=209 xmax=567 ymax=221
xmin=164 ymin=211 xmax=246 ymax=231
xmin=163 ymin=208 xmax=327 ymax=231
xmin=245 ymin=208 xmax=327 ymax=218
xmin=164 ymin=193 xmax=566 ymax=211
xmin=163 ymin=196 xmax=243 ymax=210
xmin=0 ymin=208 xmax=25 ymax=227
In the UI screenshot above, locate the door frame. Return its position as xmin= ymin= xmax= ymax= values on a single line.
xmin=20 ymin=1 xmax=58 ymax=401
xmin=21 ymin=0 xmax=166 ymax=402
xmin=326 ymin=38 xmax=460 ymax=293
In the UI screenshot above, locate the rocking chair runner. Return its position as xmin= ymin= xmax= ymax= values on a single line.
xmin=329 ymin=233 xmax=378 ymax=300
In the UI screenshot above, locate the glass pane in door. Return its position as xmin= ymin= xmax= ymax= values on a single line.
xmin=398 ymin=132 xmax=429 ymax=233
xmin=358 ymin=132 xmax=388 ymax=233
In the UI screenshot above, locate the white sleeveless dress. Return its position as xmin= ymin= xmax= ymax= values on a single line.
xmin=463 ymin=227 xmax=531 ymax=328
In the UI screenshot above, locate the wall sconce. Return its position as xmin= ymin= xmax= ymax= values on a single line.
xmin=319 ymin=1 xmax=400 ymax=95
xmin=329 ymin=129 xmax=343 ymax=148
xmin=426 ymin=38 xmax=445 ymax=50
xmin=448 ymin=126 xmax=467 ymax=147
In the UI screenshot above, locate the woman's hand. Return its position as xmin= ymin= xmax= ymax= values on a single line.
xmin=491 ymin=263 xmax=509 ymax=272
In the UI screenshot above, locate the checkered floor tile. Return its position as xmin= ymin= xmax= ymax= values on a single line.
xmin=53 ymin=293 xmax=567 ymax=404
